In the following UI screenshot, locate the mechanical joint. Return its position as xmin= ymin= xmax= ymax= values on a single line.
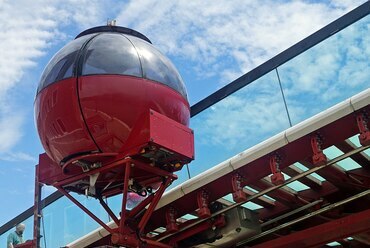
xmin=197 ymin=190 xmax=211 ymax=218
xmin=232 ymin=174 xmax=247 ymax=203
xmin=357 ymin=113 xmax=370 ymax=146
xmin=166 ymin=207 xmax=179 ymax=233
xmin=269 ymin=155 xmax=285 ymax=185
xmin=311 ymin=135 xmax=327 ymax=166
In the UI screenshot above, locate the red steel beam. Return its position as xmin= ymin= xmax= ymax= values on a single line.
xmin=258 ymin=181 xmax=339 ymax=221
xmin=257 ymin=201 xmax=291 ymax=221
xmin=146 ymin=109 xmax=367 ymax=233
xmin=299 ymin=181 xmax=338 ymax=201
xmin=243 ymin=188 xmax=276 ymax=209
xmin=251 ymin=180 xmax=304 ymax=206
xmin=346 ymin=168 xmax=370 ymax=189
xmin=251 ymin=208 xmax=370 ymax=248
xmin=300 ymin=160 xmax=361 ymax=191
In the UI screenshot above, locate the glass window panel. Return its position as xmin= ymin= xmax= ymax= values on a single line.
xmin=293 ymin=162 xmax=326 ymax=182
xmin=349 ymin=136 xmax=370 ymax=157
xmin=336 ymin=157 xmax=362 ymax=171
xmin=222 ymin=194 xmax=263 ymax=210
xmin=326 ymin=241 xmax=341 ymax=246
xmin=263 ymin=194 xmax=276 ymax=202
xmin=242 ymin=201 xmax=263 ymax=210
xmin=82 ymin=33 xmax=142 ymax=77
xmin=293 ymin=162 xmax=309 ymax=171
xmin=244 ymin=186 xmax=276 ymax=201
xmin=245 ymin=186 xmax=259 ymax=193
xmin=277 ymin=15 xmax=370 ymax=125
xmin=286 ymin=181 xmax=310 ymax=191
xmin=324 ymin=146 xmax=362 ymax=171
xmin=38 ymin=34 xmax=94 ymax=93
xmin=311 ymin=173 xmax=326 ymax=182
xmin=40 ymin=193 xmax=110 ymax=247
xmin=348 ymin=135 xmax=361 ymax=148
xmin=282 ymin=172 xmax=310 ymax=191
xmin=129 ymin=36 xmax=188 ymax=99
xmin=189 ymin=71 xmax=290 ymax=176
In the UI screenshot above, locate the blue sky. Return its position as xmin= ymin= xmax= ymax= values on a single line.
xmin=0 ymin=0 xmax=368 ymax=231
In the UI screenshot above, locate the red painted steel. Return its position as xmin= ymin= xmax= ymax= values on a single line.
xmin=146 ymin=104 xmax=369 ymax=234
xmin=311 ymin=136 xmax=328 ymax=166
xmin=232 ymin=174 xmax=247 ymax=203
xmin=251 ymin=208 xmax=370 ymax=248
xmin=357 ymin=113 xmax=370 ymax=146
xmin=35 ymin=75 xmax=190 ymax=166
xmin=197 ymin=190 xmax=211 ymax=219
xmin=78 ymin=75 xmax=190 ymax=155
xmin=165 ymin=207 xmax=179 ymax=233
xmin=35 ymin=78 xmax=98 ymax=163
xmin=269 ymin=156 xmax=285 ymax=185
xmin=36 ymin=107 xmax=194 ymax=248
xmin=14 ymin=240 xmax=34 ymax=248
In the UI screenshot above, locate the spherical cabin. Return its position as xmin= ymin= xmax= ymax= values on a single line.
xmin=35 ymin=26 xmax=190 ymax=165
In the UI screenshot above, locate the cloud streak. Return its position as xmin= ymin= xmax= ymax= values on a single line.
xmin=117 ymin=0 xmax=365 ymax=84
xmin=0 ymin=0 xmax=110 ymax=158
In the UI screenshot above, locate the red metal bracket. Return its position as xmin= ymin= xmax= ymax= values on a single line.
xmin=51 ymin=157 xmax=177 ymax=248
xmin=311 ymin=135 xmax=327 ymax=166
xmin=270 ymin=155 xmax=285 ymax=185
xmin=197 ymin=190 xmax=211 ymax=218
xmin=112 ymin=174 xmax=174 ymax=247
xmin=232 ymin=174 xmax=247 ymax=203
xmin=166 ymin=207 xmax=179 ymax=233
xmin=357 ymin=113 xmax=370 ymax=146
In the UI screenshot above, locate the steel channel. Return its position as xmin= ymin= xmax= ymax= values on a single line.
xmin=156 ymin=145 xmax=370 ymax=242
xmin=239 ymin=188 xmax=370 ymax=245
xmin=260 ymin=199 xmax=323 ymax=227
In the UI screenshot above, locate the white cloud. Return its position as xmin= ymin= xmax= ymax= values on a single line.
xmin=0 ymin=114 xmax=24 ymax=152
xmin=0 ymin=0 xmax=109 ymax=156
xmin=117 ymin=0 xmax=365 ymax=84
xmin=279 ymin=15 xmax=370 ymax=113
xmin=195 ymin=14 xmax=369 ymax=148
xmin=0 ymin=151 xmax=37 ymax=162
xmin=192 ymin=76 xmax=304 ymax=149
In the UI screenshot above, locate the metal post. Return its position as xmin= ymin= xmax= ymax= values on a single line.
xmin=138 ymin=177 xmax=173 ymax=233
xmin=119 ymin=161 xmax=131 ymax=234
xmin=33 ymin=164 xmax=42 ymax=248
xmin=98 ymin=197 xmax=120 ymax=226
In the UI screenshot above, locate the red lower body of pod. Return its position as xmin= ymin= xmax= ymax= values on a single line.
xmin=35 ymin=75 xmax=190 ymax=164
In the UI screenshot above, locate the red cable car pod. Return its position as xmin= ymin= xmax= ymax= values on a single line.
xmin=34 ymin=26 xmax=191 ymax=168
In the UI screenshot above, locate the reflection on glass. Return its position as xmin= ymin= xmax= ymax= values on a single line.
xmin=38 ymin=34 xmax=95 ymax=93
xmin=40 ymin=193 xmax=109 ymax=247
xmin=130 ymin=37 xmax=188 ymax=99
xmin=189 ymin=71 xmax=290 ymax=176
xmin=82 ymin=33 xmax=142 ymax=77
xmin=278 ymin=15 xmax=370 ymax=124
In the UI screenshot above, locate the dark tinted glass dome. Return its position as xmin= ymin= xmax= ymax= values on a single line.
xmin=37 ymin=26 xmax=187 ymax=99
